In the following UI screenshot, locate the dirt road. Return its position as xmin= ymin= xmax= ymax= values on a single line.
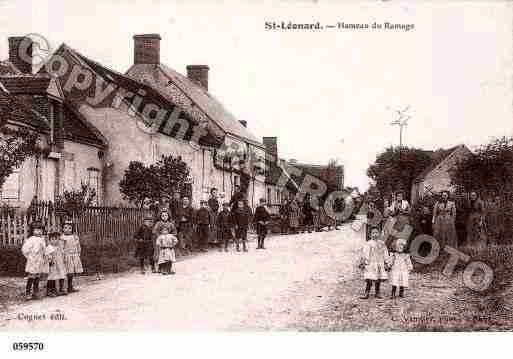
xmin=0 ymin=222 xmax=362 ymax=331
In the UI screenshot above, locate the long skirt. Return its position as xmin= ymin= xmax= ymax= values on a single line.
xmin=466 ymin=213 xmax=487 ymax=248
xmin=433 ymin=215 xmax=458 ymax=248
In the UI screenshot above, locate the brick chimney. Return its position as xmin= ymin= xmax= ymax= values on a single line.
xmin=186 ymin=65 xmax=209 ymax=91
xmin=239 ymin=120 xmax=247 ymax=128
xmin=133 ymin=34 xmax=161 ymax=64
xmin=263 ymin=137 xmax=278 ymax=163
xmin=8 ymin=36 xmax=33 ymax=74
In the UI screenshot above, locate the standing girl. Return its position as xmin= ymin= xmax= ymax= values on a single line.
xmin=61 ymin=220 xmax=83 ymax=293
xmin=21 ymin=221 xmax=48 ymax=300
xmin=360 ymin=227 xmax=389 ymax=299
xmin=288 ymin=198 xmax=301 ymax=234
xmin=45 ymin=231 xmax=68 ymax=297
xmin=156 ymin=226 xmax=178 ymax=275
xmin=389 ymin=239 xmax=413 ymax=299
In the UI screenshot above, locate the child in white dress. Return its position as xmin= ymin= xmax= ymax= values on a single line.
xmin=45 ymin=231 xmax=68 ymax=297
xmin=156 ymin=226 xmax=178 ymax=275
xmin=61 ymin=220 xmax=83 ymax=293
xmin=389 ymin=239 xmax=413 ymax=298
xmin=360 ymin=227 xmax=389 ymax=299
xmin=21 ymin=221 xmax=48 ymax=300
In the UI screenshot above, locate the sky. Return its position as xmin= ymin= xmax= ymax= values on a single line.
xmin=0 ymin=0 xmax=511 ymax=191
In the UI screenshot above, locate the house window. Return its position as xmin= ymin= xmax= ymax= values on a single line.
xmin=87 ymin=168 xmax=100 ymax=205
xmin=1 ymin=170 xmax=20 ymax=200
xmin=233 ymin=175 xmax=239 ymax=188
xmin=267 ymin=188 xmax=272 ymax=205
xmin=64 ymin=160 xmax=76 ymax=191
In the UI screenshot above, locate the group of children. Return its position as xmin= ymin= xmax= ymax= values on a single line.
xmin=359 ymin=227 xmax=413 ymax=299
xmin=134 ymin=197 xmax=272 ymax=275
xmin=21 ymin=220 xmax=83 ymax=301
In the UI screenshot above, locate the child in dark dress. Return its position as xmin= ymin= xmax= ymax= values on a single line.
xmin=218 ymin=202 xmax=233 ymax=252
xmin=134 ymin=216 xmax=156 ymax=274
xmin=254 ymin=198 xmax=271 ymax=249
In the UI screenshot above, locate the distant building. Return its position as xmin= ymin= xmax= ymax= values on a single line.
xmin=287 ymin=159 xmax=345 ymax=198
xmin=0 ymin=34 xmax=288 ymax=209
xmin=411 ymin=144 xmax=473 ymax=203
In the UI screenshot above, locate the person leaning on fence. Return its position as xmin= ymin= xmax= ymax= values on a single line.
xmin=196 ymin=200 xmax=212 ymax=252
xmin=254 ymin=198 xmax=271 ymax=250
xmin=231 ymin=199 xmax=251 ymax=252
xmin=218 ymin=202 xmax=233 ymax=252
xmin=45 ymin=230 xmax=68 ymax=297
xmin=61 ymin=219 xmax=84 ymax=293
xmin=156 ymin=226 xmax=178 ymax=275
xmin=135 ymin=215 xmax=156 ymax=274
xmin=21 ymin=221 xmax=48 ymax=300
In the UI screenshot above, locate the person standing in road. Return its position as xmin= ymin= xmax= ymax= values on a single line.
xmin=279 ymin=198 xmax=290 ymax=235
xmin=176 ymin=196 xmax=195 ymax=253
xmin=196 ymin=200 xmax=212 ymax=252
xmin=231 ymin=199 xmax=251 ymax=252
xmin=218 ymin=202 xmax=233 ymax=252
xmin=432 ymin=190 xmax=457 ymax=249
xmin=254 ymin=198 xmax=271 ymax=249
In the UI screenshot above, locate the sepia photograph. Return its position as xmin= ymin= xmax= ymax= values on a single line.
xmin=0 ymin=0 xmax=512 ymax=356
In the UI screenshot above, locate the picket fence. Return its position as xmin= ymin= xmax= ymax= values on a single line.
xmin=0 ymin=203 xmax=151 ymax=247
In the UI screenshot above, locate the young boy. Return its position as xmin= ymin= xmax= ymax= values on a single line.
xmin=254 ymin=198 xmax=271 ymax=249
xmin=195 ymin=200 xmax=212 ymax=252
xmin=231 ymin=199 xmax=251 ymax=252
xmin=134 ymin=215 xmax=156 ymax=274
xmin=218 ymin=202 xmax=233 ymax=252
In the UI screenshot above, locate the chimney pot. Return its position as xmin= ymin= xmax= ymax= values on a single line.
xmin=8 ymin=36 xmax=33 ymax=74
xmin=186 ymin=65 xmax=209 ymax=91
xmin=133 ymin=34 xmax=161 ymax=64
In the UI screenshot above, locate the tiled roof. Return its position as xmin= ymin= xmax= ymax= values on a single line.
xmin=413 ymin=145 xmax=463 ymax=183
xmin=126 ymin=63 xmax=263 ymax=147
xmin=0 ymin=75 xmax=52 ymax=95
xmin=0 ymin=89 xmax=49 ymax=131
xmin=63 ymin=104 xmax=107 ymax=148
xmin=56 ymin=45 xmax=223 ymax=147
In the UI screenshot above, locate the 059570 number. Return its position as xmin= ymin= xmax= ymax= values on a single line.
xmin=12 ymin=342 xmax=45 ymax=351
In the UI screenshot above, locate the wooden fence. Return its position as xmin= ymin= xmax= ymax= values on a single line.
xmin=0 ymin=203 xmax=151 ymax=247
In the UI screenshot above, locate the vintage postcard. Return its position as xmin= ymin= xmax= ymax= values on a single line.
xmin=0 ymin=0 xmax=512 ymax=355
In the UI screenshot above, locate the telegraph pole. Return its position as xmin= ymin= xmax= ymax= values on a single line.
xmin=388 ymin=105 xmax=412 ymax=159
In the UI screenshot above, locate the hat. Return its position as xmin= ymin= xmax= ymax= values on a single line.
xmin=144 ymin=215 xmax=154 ymax=221
xmin=200 ymin=200 xmax=207 ymax=204
xmin=63 ymin=219 xmax=74 ymax=225
xmin=259 ymin=198 xmax=266 ymax=203
xmin=222 ymin=202 xmax=230 ymax=206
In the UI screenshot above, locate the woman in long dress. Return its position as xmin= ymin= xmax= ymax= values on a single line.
xmin=432 ymin=190 xmax=458 ymax=249
xmin=466 ymin=191 xmax=487 ymax=248
xmin=486 ymin=195 xmax=504 ymax=245
xmin=386 ymin=192 xmax=411 ymax=251
xmin=288 ymin=198 xmax=301 ymax=234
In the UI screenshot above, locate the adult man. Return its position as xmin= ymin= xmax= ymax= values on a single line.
xmin=208 ymin=187 xmax=220 ymax=245
xmin=176 ymin=196 xmax=195 ymax=252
